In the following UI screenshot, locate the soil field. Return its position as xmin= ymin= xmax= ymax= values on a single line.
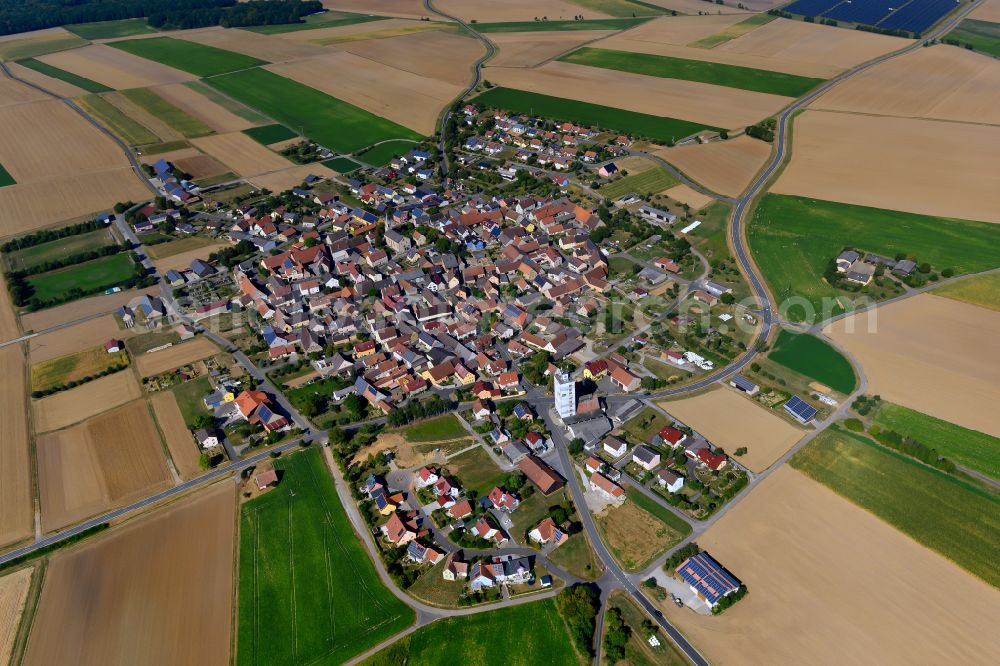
xmin=5 ymin=61 xmax=84 ymax=98
xmin=249 ymin=163 xmax=337 ymax=192
xmin=25 ymin=482 xmax=235 ymax=666
xmin=191 ymin=131 xmax=294 ymax=178
xmin=659 ymin=387 xmax=803 ymax=473
xmin=28 ymin=314 xmax=132 ymax=363
xmin=173 ymin=26 xmax=327 ymax=63
xmin=656 ymin=135 xmax=769 ymax=197
xmin=773 ymin=110 xmax=1000 ymax=224
xmin=595 ymin=498 xmax=685 ymax=572
xmin=0 ymin=567 xmax=33 ymax=665
xmin=933 ymin=271 xmax=1000 ymax=312
xmin=321 ymin=0 xmax=431 ymax=20
xmin=32 ymin=369 xmax=141 ymax=433
xmin=37 ymin=44 xmax=196 ymax=89
xmin=657 ymin=466 xmax=1000 ymax=664
xmin=810 ymin=45 xmax=1000 ymax=125
xmin=484 ymin=61 xmax=783 ymax=129
xmin=0 ymin=346 xmax=32 ymax=547
xmin=151 ymin=240 xmax=228 ymax=274
xmin=19 ymin=285 xmax=158 ymax=332
xmin=437 ymin=0 xmax=610 ymax=22
xmin=339 ymin=30 xmax=484 ymax=86
xmin=172 ymin=154 xmax=229 ymax=180
xmin=663 ymin=183 xmax=714 ymax=210
xmin=825 ymin=295 xmax=1000 ymax=438
xmin=267 ymin=51 xmax=461 ymax=135
xmin=135 ymin=336 xmax=220 ymax=377
xmin=152 ymin=82 xmax=260 ymax=133
xmin=36 ymin=400 xmax=171 ymax=531
xmin=30 ymin=345 xmax=128 ymax=392
xmin=489 ymin=30 xmax=616 ymax=68
xmin=150 ymin=390 xmax=201 ymax=479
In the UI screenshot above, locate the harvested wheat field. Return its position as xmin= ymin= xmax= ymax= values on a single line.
xmin=339 ymin=30 xmax=483 ymax=86
xmin=152 ymin=82 xmax=258 ymax=133
xmin=37 ymin=400 xmax=171 ymax=531
xmin=640 ymin=0 xmax=759 ymax=12
xmin=490 ymin=31 xmax=616 ymax=68
xmin=972 ymin=0 xmax=1000 ymax=21
xmin=29 ymin=314 xmax=133 ymax=363
xmin=278 ymin=17 xmax=418 ymax=43
xmin=825 ymin=295 xmax=1000 ymax=438
xmin=135 ymin=336 xmax=220 ymax=377
xmin=0 ymin=346 xmax=32 ymax=547
xmin=32 ymin=370 xmax=141 ymax=433
xmin=150 ymin=391 xmax=200 ymax=479
xmin=175 ymin=26 xmax=326 ymax=62
xmin=172 ymin=154 xmax=229 ymax=180
xmin=0 ymin=567 xmax=33 ymax=665
xmin=811 ymin=45 xmax=1000 ymax=126
xmin=659 ymin=387 xmax=803 ymax=473
xmin=0 ymin=272 xmax=20 ymax=341
xmin=37 ymin=44 xmax=195 ymax=89
xmin=663 ymin=183 xmax=714 ymax=210
xmin=19 ymin=286 xmax=158 ymax=333
xmin=25 ymin=482 xmax=235 ymax=666
xmin=322 ymin=0 xmax=431 ymax=19
xmin=486 ymin=61 xmax=788 ymax=129
xmin=656 ymin=135 xmax=769 ymax=197
xmin=773 ymin=110 xmax=1000 ymax=224
xmin=249 ymin=163 xmax=337 ymax=192
xmin=610 ymin=15 xmax=747 ymax=47
xmin=191 ymin=131 xmax=293 ymax=178
xmin=102 ymin=90 xmax=183 ymax=141
xmin=140 ymin=145 xmax=199 ymax=166
xmin=151 ymin=241 xmax=228 ymax=274
xmin=657 ymin=466 xmax=1000 ymax=665
xmin=0 ymin=77 xmax=48 ymax=109
xmin=267 ymin=51 xmax=461 ymax=134
xmin=438 ymin=0 xmax=605 ymax=22
xmin=6 ymin=60 xmax=86 ymax=98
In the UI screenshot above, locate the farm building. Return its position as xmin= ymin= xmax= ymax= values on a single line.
xmin=675 ymin=551 xmax=741 ymax=609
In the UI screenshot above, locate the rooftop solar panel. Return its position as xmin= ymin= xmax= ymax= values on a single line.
xmin=784 ymin=396 xmax=818 ymax=422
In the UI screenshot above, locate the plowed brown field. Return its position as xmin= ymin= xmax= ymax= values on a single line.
xmin=134 ymin=336 xmax=220 ymax=377
xmin=150 ymin=391 xmax=200 ymax=479
xmin=32 ymin=370 xmax=141 ymax=433
xmin=0 ymin=346 xmax=32 ymax=547
xmin=656 ymin=135 xmax=770 ymax=197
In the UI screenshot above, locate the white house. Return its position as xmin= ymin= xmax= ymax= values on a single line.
xmin=656 ymin=469 xmax=684 ymax=493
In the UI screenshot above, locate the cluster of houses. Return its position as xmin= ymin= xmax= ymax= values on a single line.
xmin=149 ymin=158 xmax=199 ymax=205
xmin=835 ymin=249 xmax=917 ymax=286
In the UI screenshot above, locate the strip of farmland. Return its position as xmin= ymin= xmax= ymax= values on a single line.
xmin=14 ymin=58 xmax=111 ymax=93
xmin=109 ymin=37 xmax=266 ymax=77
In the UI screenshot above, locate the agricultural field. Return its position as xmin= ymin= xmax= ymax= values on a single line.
xmin=361 ymin=598 xmax=582 ymax=666
xmin=183 ymin=80 xmax=270 ymax=124
xmin=30 ymin=345 xmax=128 ymax=393
xmin=0 ymin=567 xmax=33 ymax=665
xmin=474 ymin=87 xmax=718 ymax=145
xmin=20 ymin=285 xmax=158 ymax=333
xmin=65 ymin=18 xmax=157 ymax=40
xmin=437 ymin=0 xmax=614 ymax=22
xmin=599 ymin=166 xmax=677 ymax=200
xmin=109 ymin=37 xmax=266 ymax=77
xmin=24 ymin=483 xmax=235 ymax=666
xmin=791 ymin=428 xmax=1000 ymax=587
xmin=0 ymin=346 xmax=32 ymax=547
xmin=773 ymin=110 xmax=1000 ymax=224
xmin=767 ymin=329 xmax=856 ymax=394
xmin=659 ymin=387 xmax=804 ymax=473
xmin=150 ymin=239 xmax=228 ymax=274
xmin=658 ymin=465 xmax=1000 ymax=664
xmin=4 ymin=228 xmax=114 ymax=272
xmin=177 ymin=25 xmax=328 ymax=62
xmin=28 ymin=314 xmax=131 ymax=363
xmin=0 ymin=29 xmax=87 ymax=61
xmin=0 ymin=165 xmax=13 ymax=187
xmin=933 ymin=271 xmax=1000 ymax=311
xmin=207 ymin=67 xmax=422 ymax=153
xmin=237 ymin=449 xmax=414 ymax=666
xmin=134 ymin=336 xmax=220 ymax=377
xmin=192 ymin=131 xmax=293 ymax=177
xmin=150 ymin=391 xmax=202 ymax=480
xmin=595 ymin=496 xmax=687 ymax=572
xmin=489 ymin=30 xmax=618 ymax=68
xmin=339 ymin=30 xmax=484 ymax=87
xmin=77 ymin=93 xmax=160 ymax=145
xmin=14 ymin=58 xmax=110 ymax=92
xmin=748 ymin=194 xmax=1000 ymax=320
xmin=37 ymin=44 xmax=196 ymax=89
xmin=120 ymin=88 xmax=213 ymax=138
xmin=281 ymin=18 xmax=445 ymax=45
xmin=250 ymin=163 xmax=337 ymax=192
xmin=477 ymin=17 xmax=650 ymax=32
xmin=948 ymin=18 xmax=1000 ymax=58
xmin=32 ymin=370 xmax=141 ymax=433
xmin=323 ymin=157 xmax=360 ymax=173
xmin=243 ymin=124 xmax=298 ymax=145
xmin=559 ymin=48 xmax=824 ymax=97
xmin=872 ymin=402 xmax=1000 ymax=481
xmin=36 ymin=400 xmax=171 ymax=531
xmin=355 ymin=140 xmax=419 ymax=166
xmin=151 ymin=82 xmax=260 ymax=133
xmin=25 ymin=253 xmax=135 ymax=303
xmin=246 ymin=10 xmax=388 ymax=34
xmin=689 ymin=12 xmax=776 ymax=48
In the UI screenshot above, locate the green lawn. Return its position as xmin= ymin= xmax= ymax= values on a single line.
xmin=873 ymin=403 xmax=1000 ymax=481
xmin=748 ymin=194 xmax=1000 ymax=321
xmin=396 ymin=413 xmax=466 ymax=442
xmin=121 ymin=87 xmax=213 ymax=137
xmin=948 ymin=18 xmax=1000 ymax=58
xmin=15 ymin=58 xmax=111 ymax=93
xmin=689 ymin=13 xmax=776 ymax=48
xmin=78 ymin=93 xmax=159 ymax=145
xmin=559 ymin=48 xmax=824 ymax=97
xmin=473 ymin=87 xmax=722 ymax=144
xmin=768 ymin=329 xmax=856 ymax=394
xmin=26 ymin=253 xmax=134 ymax=302
xmin=184 ymin=81 xmax=270 ymax=124
xmin=446 ymin=446 xmax=506 ymax=497
xmin=0 ymin=163 xmax=14 ymax=188
xmin=356 ymin=140 xmax=418 ymax=166
xmin=246 ymin=12 xmax=388 ymax=35
xmin=5 ymin=228 xmax=114 ymax=272
xmin=548 ymin=533 xmax=602 ymax=581
xmin=238 ymin=449 xmax=414 ymax=666
xmin=206 ymin=68 xmax=422 ymax=154
xmin=600 ymin=167 xmax=677 ymax=200
xmin=618 ymin=407 xmax=669 ymax=445
xmin=932 ymin=271 xmax=1000 ymax=312
xmin=476 ymin=18 xmax=651 ymax=32
xmin=243 ymin=123 xmax=298 ymax=145
xmin=110 ymin=37 xmax=266 ymax=76
xmin=65 ymin=18 xmax=157 ymax=40
xmin=322 ymin=157 xmax=359 ymax=173
xmin=625 ymin=487 xmax=692 ymax=537
xmin=360 ymin=598 xmax=582 ymax=666
xmin=790 ymin=428 xmax=1000 ymax=588
xmin=171 ymin=375 xmax=212 ymax=428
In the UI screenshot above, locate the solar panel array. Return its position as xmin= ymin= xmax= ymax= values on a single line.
xmin=782 ymin=0 xmax=959 ymax=32
xmin=677 ymin=552 xmax=741 ymax=605
xmin=825 ymin=0 xmax=900 ymax=25
xmin=782 ymin=0 xmax=843 ymax=16
xmin=879 ymin=0 xmax=959 ymax=31
xmin=784 ymin=396 xmax=818 ymax=423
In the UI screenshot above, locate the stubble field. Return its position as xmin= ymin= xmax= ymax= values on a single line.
xmin=134 ymin=336 xmax=220 ymax=377
xmin=191 ymin=131 xmax=293 ymax=177
xmin=37 ymin=44 xmax=195 ymax=88
xmin=6 ymin=60 xmax=87 ymax=97
xmin=32 ymin=369 xmax=141 ymax=432
xmin=249 ymin=163 xmax=337 ymax=192
xmin=29 ymin=316 xmax=132 ymax=364
xmin=151 ymin=240 xmax=228 ymax=274
xmin=655 ymin=135 xmax=770 ymax=197
xmin=19 ymin=285 xmax=158 ymax=332
xmin=152 ymin=81 xmax=260 ymax=133
xmin=173 ymin=26 xmax=327 ymax=63
xmin=0 ymin=567 xmax=33 ymax=665
xmin=338 ymin=30 xmax=484 ymax=85
xmin=489 ymin=30 xmax=616 ymax=68
xmin=436 ymin=0 xmax=608 ymax=22
xmin=150 ymin=390 xmax=201 ymax=479
xmin=0 ymin=346 xmax=32 ymax=547
xmin=24 ymin=482 xmax=236 ymax=666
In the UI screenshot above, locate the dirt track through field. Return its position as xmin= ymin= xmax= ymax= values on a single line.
xmin=656 ymin=135 xmax=770 ymax=197
xmin=658 ymin=467 xmax=1000 ymax=665
xmin=0 ymin=567 xmax=33 ymax=665
xmin=0 ymin=346 xmax=32 ymax=547
xmin=24 ymin=482 xmax=235 ymax=666
xmin=37 ymin=44 xmax=196 ymax=89
xmin=134 ymin=336 xmax=220 ymax=377
xmin=150 ymin=391 xmax=201 ymax=479
xmin=32 ymin=370 xmax=141 ymax=433
xmin=773 ymin=110 xmax=1000 ymax=224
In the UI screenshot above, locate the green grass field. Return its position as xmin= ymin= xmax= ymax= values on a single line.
xmin=768 ymin=329 xmax=856 ymax=394
xmin=559 ymin=48 xmax=824 ymax=97
xmin=0 ymin=163 xmax=14 ymax=188
xmin=78 ymin=93 xmax=159 ymax=145
xmin=238 ymin=449 xmax=414 ymax=666
xmin=360 ymin=598 xmax=581 ymax=666
xmin=0 ymin=33 xmax=87 ymax=61
xmin=206 ymin=68 xmax=422 ymax=154
xmin=356 ymin=140 xmax=418 ymax=166
xmin=243 ymin=124 xmax=298 ymax=145
xmin=184 ymin=81 xmax=270 ymax=124
xmin=625 ymin=487 xmax=693 ymax=538
xmin=748 ymin=194 xmax=1000 ymax=321
xmin=948 ymin=18 xmax=1000 ymax=58
xmin=140 ymin=139 xmax=190 ymax=154
xmin=121 ymin=87 xmax=213 ymax=137
xmin=26 ymin=253 xmax=134 ymax=302
xmin=873 ymin=403 xmax=1000 ymax=480
xmin=247 ymin=11 xmax=388 ymax=34
xmin=473 ymin=87 xmax=721 ymax=144
xmin=397 ymin=413 xmax=466 ymax=442
xmin=30 ymin=346 xmax=128 ymax=392
xmin=932 ymin=271 xmax=1000 ymax=312
xmin=476 ymin=17 xmax=650 ymax=32
xmin=689 ymin=13 xmax=776 ymax=48
xmin=15 ymin=58 xmax=111 ymax=92
xmin=322 ymin=157 xmax=359 ymax=173
xmin=791 ymin=428 xmax=1000 ymax=588
xmin=600 ymin=167 xmax=677 ymax=199
xmin=110 ymin=37 xmax=266 ymax=76
xmin=65 ymin=18 xmax=157 ymax=40
xmin=446 ymin=446 xmax=506 ymax=497
xmin=170 ymin=375 xmax=211 ymax=427
xmin=5 ymin=228 xmax=113 ymax=271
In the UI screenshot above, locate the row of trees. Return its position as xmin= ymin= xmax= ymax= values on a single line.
xmin=0 ymin=218 xmax=105 ymax=252
xmin=30 ymin=361 xmax=129 ymax=398
xmin=555 ymin=585 xmax=601 ymax=657
xmin=8 ymin=243 xmax=126 ymax=278
xmin=384 ymin=394 xmax=451 ymax=427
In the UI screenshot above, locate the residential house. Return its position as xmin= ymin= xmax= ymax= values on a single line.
xmin=488 ymin=486 xmax=520 ymax=513
xmin=518 ymin=455 xmax=565 ymax=495
xmin=632 ymin=445 xmax=661 ymax=471
xmin=603 ymin=436 xmax=628 ymax=458
xmin=528 ymin=517 xmax=569 ymax=546
xmin=656 ymin=469 xmax=684 ymax=493
xmin=610 ymin=366 xmax=640 ymax=392
xmin=589 ymin=472 xmax=625 ymax=502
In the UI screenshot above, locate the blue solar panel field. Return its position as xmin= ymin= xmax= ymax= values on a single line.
xmin=782 ymin=0 xmax=843 ymax=16
xmin=879 ymin=0 xmax=960 ymax=32
xmin=781 ymin=0 xmax=960 ymax=33
xmin=824 ymin=0 xmax=899 ymax=26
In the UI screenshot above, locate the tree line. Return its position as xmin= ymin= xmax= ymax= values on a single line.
xmin=1 ymin=218 xmax=106 ymax=252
